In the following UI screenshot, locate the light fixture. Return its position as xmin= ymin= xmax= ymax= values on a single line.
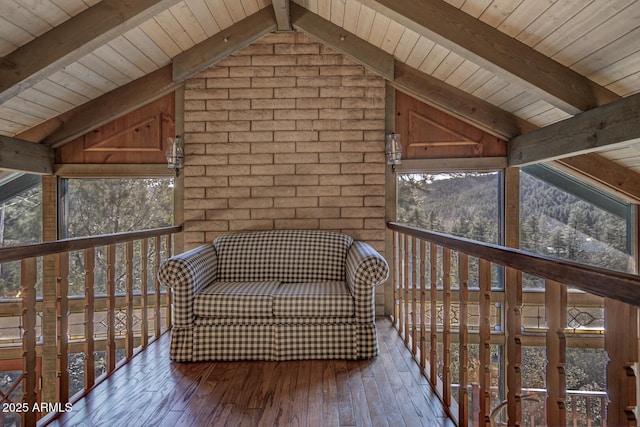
xmin=385 ymin=132 xmax=402 ymax=171
xmin=166 ymin=135 xmax=184 ymax=177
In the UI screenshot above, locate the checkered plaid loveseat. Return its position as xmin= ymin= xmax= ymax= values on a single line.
xmin=158 ymin=230 xmax=389 ymax=362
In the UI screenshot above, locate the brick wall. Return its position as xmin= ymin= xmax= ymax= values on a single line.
xmin=183 ymin=32 xmax=387 ymax=263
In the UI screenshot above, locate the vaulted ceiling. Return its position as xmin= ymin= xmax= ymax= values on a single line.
xmin=1 ymin=0 xmax=640 ymax=198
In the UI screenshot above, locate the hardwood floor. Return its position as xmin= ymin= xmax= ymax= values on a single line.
xmin=46 ymin=319 xmax=455 ymax=427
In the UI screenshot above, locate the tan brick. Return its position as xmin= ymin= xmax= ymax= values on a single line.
xmin=206 ymin=142 xmax=250 ymax=154
xmin=275 ymin=219 xmax=319 ymax=229
xmin=274 ymin=197 xmax=318 ymax=208
xmin=185 ymin=166 xmax=205 ymax=176
xmin=275 ymin=66 xmax=319 ymax=76
xmin=252 ymin=98 xmax=296 ymax=109
xmin=206 ymin=209 xmax=250 ymax=220
xmin=296 ymin=54 xmax=345 ymax=66
xmin=205 ymin=187 xmax=250 ymax=198
xmin=274 ymin=130 xmax=318 ymax=142
xmin=184 ymin=209 xmax=205 ymax=221
xmin=185 ymin=143 xmax=205 ymax=155
xmin=319 ymin=196 xmax=363 ymax=207
xmin=340 ymin=163 xmax=384 ymax=174
xmin=251 ymin=208 xmax=295 ymax=219
xmin=206 ymin=99 xmax=251 ymax=110
xmin=229 ymin=197 xmax=273 ymax=209
xmin=250 ymin=141 xmax=295 ymax=153
xmin=184 ymin=231 xmax=205 ymax=243
xmin=341 ymin=185 xmax=385 ymax=196
xmin=185 ymin=100 xmax=205 ymax=110
xmin=229 ymin=176 xmax=274 ymax=187
xmin=320 ymin=87 xmax=364 ymax=98
xmin=340 ymin=120 xmax=383 ymax=130
xmin=364 ymin=109 xmax=385 ymax=120
xmin=236 ymin=44 xmax=274 ymax=56
xmin=205 ymin=121 xmax=250 ymax=132
xmin=229 ymin=153 xmax=273 ymax=165
xmin=275 ymin=43 xmax=320 ymax=55
xmin=186 ymin=88 xmax=229 ymax=100
xmin=363 ymin=131 xmax=386 ymax=141
xmin=229 ymin=220 xmax=274 ymax=231
xmin=348 ymin=229 xmax=384 ymax=242
xmin=185 ymin=122 xmax=205 ymax=133
xmin=186 ymin=111 xmax=229 ymax=122
xmin=319 ymin=152 xmax=363 ymax=163
xmin=187 ymin=199 xmax=230 ymax=210
xmin=274 ymin=153 xmax=318 ymax=163
xmin=229 ymin=110 xmax=273 ymax=121
xmin=341 ymin=98 xmax=385 ymax=109
xmin=196 ymin=66 xmax=229 ymax=78
xmin=250 ymin=164 xmax=295 ymax=175
xmin=256 ymin=33 xmax=295 ymax=44
xmin=319 ymin=109 xmax=364 ymax=120
xmin=185 ymin=79 xmax=205 ymax=89
xmin=296 ymin=207 xmax=340 ymax=219
xmin=365 ymin=174 xmax=385 ymax=185
xmin=341 ymin=75 xmax=385 ymax=87
xmin=229 ymin=131 xmax=273 ymax=143
xmin=186 ymin=132 xmax=228 ymax=143
xmin=187 ymin=154 xmax=227 ymax=166
xmin=319 ymin=65 xmax=365 ymax=76
xmin=320 ymin=218 xmax=363 ymax=229
xmin=341 ymin=207 xmax=385 ymax=218
xmin=205 ymin=165 xmax=251 ymax=176
xmin=364 ymin=196 xmax=385 ymax=207
xmin=296 ymin=141 xmax=340 ymax=152
xmin=365 ymin=218 xmax=387 ymax=229
xmin=252 ymin=55 xmax=297 ymax=66
xmin=185 ymin=176 xmax=229 ymax=187
xmin=274 ymin=175 xmax=318 ymax=186
xmin=319 ymin=130 xmax=363 ymax=141
xmin=274 ymin=109 xmax=318 ymax=120
xmin=296 ymin=186 xmax=340 ymax=197
xmin=296 ymin=98 xmax=340 ymax=109
xmin=296 ymin=164 xmax=340 ymax=175
xmin=184 ymin=188 xmax=205 ymax=199
xmin=230 ymin=88 xmax=274 ymax=99
xmin=340 ymin=141 xmax=384 ymax=152
xmin=364 ymin=87 xmax=386 ymax=98
xmin=230 ymin=66 xmax=275 ymax=77
xmin=319 ymin=174 xmax=363 ymax=185
xmin=251 ymin=186 xmax=296 ymax=197
xmin=252 ymin=77 xmax=296 ymax=87
xmin=296 ymin=76 xmax=341 ymax=87
xmin=217 ymin=55 xmax=251 ymax=67
xmin=206 ymin=77 xmax=250 ymax=88
xmin=252 ymin=120 xmax=296 ymax=131
xmin=274 ymin=87 xmax=319 ymax=98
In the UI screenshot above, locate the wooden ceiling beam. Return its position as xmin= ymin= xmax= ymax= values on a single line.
xmin=0 ymin=136 xmax=54 ymax=175
xmin=272 ymin=0 xmax=292 ymax=31
xmin=392 ymin=62 xmax=535 ymax=140
xmin=173 ymin=8 xmax=277 ymax=82
xmin=19 ymin=66 xmax=179 ymax=147
xmin=360 ymin=0 xmax=619 ymax=114
xmin=509 ymin=93 xmax=640 ymax=166
xmin=0 ymin=0 xmax=183 ymax=104
xmin=555 ymin=154 xmax=640 ymax=204
xmin=291 ymin=3 xmax=393 ymax=80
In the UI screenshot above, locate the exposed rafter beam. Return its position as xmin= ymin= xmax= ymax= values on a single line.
xmin=0 ymin=136 xmax=54 ymax=174
xmin=173 ymin=8 xmax=277 ymax=82
xmin=291 ymin=3 xmax=394 ymax=80
xmin=0 ymin=0 xmax=182 ymax=104
xmin=392 ymin=62 xmax=535 ymax=139
xmin=509 ymin=93 xmax=640 ymax=166
xmin=555 ymin=154 xmax=640 ymax=204
xmin=272 ymin=0 xmax=291 ymax=31
xmin=21 ymin=66 xmax=179 ymax=147
xmin=360 ymin=0 xmax=619 ymax=114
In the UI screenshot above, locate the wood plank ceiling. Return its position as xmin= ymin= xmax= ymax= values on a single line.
xmin=1 ymin=0 xmax=639 ymax=176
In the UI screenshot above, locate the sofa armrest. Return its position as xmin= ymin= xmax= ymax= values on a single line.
xmin=158 ymin=244 xmax=218 ymax=327
xmin=346 ymin=241 xmax=389 ymax=323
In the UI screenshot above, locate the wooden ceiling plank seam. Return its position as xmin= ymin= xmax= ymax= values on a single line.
xmin=138 ymin=18 xmax=183 ymax=59
xmin=360 ymin=0 xmax=620 ymax=113
xmin=497 ymin=0 xmax=554 ymax=38
xmin=32 ymin=78 xmax=90 ymax=106
xmin=444 ymin=59 xmax=481 ymax=88
xmin=572 ymin=26 xmax=640 ymax=77
xmin=93 ymin=44 xmax=146 ymax=80
xmin=508 ymin=92 xmax=640 ymax=166
xmin=367 ymin=13 xmax=392 ymax=48
xmin=393 ymin=27 xmax=420 ymax=63
xmin=183 ymin=0 xmax=222 ymax=37
xmin=121 ymin=28 xmax=171 ymax=68
xmin=0 ymin=16 xmax=34 ymax=51
xmin=52 ymin=0 xmax=91 ymax=16
xmin=589 ymin=54 xmax=640 ymax=89
xmin=421 ymin=45 xmax=456 ymax=77
xmin=459 ymin=0 xmax=492 ymax=19
xmin=169 ymin=2 xmax=209 ymax=45
xmin=44 ymin=69 xmax=105 ymax=100
xmin=153 ymin=9 xmax=196 ymax=52
xmin=404 ymin=36 xmax=435 ymax=69
xmin=605 ymin=71 xmax=640 ymax=98
xmin=172 ymin=7 xmax=278 ymax=82
xmin=355 ymin=3 xmax=376 ymax=41
xmin=378 ymin=19 xmax=404 ymax=55
xmin=290 ymin=3 xmax=394 ymax=80
xmin=515 ymin=0 xmax=590 ymax=48
xmin=0 ymin=0 xmax=53 ymax=38
xmin=4 ymin=96 xmax=61 ymax=120
xmin=240 ymin=0 xmax=261 ymax=16
xmin=477 ymin=0 xmax=522 ymax=29
xmin=457 ymin=67 xmax=495 ymax=93
xmin=317 ymin=0 xmax=331 ymax=21
xmin=62 ymin=62 xmax=120 ymax=93
xmin=0 ymin=0 xmax=185 ymax=104
xmin=18 ymin=88 xmax=76 ymax=114
xmin=330 ymin=0 xmax=346 ymax=27
xmin=205 ymin=0 xmax=234 ymax=30
xmin=77 ymin=52 xmax=133 ymax=87
xmin=225 ymin=0 xmax=248 ymax=23
xmin=342 ymin=0 xmax=361 ymax=34
xmin=108 ymin=36 xmax=160 ymax=74
xmin=14 ymin=0 xmax=70 ymax=28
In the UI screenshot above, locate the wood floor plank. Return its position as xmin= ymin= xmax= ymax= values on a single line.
xmin=45 ymin=319 xmax=454 ymax=427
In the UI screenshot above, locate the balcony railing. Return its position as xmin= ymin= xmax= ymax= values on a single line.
xmin=0 ymin=225 xmax=181 ymax=426
xmin=388 ymin=222 xmax=640 ymax=427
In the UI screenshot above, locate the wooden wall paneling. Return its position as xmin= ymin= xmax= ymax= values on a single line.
xmin=395 ymin=90 xmax=507 ymax=160
xmin=56 ymin=92 xmax=175 ymax=164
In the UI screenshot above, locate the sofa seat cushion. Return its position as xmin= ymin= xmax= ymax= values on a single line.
xmin=273 ymin=282 xmax=354 ymax=318
xmin=194 ymin=281 xmax=280 ymax=318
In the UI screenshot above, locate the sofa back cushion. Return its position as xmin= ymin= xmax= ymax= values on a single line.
xmin=214 ymin=230 xmax=353 ymax=282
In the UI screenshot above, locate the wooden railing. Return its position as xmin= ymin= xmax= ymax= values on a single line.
xmin=0 ymin=225 xmax=181 ymax=426
xmin=388 ymin=222 xmax=640 ymax=427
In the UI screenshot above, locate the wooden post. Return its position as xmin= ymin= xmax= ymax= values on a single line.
xmin=479 ymin=258 xmax=492 ymax=427
xmin=125 ymin=241 xmax=134 ymax=359
xmin=84 ymin=248 xmax=95 ymax=391
xmin=41 ymin=176 xmax=57 ymax=405
xmin=141 ymin=239 xmax=149 ymax=348
xmin=412 ymin=236 xmax=418 ymax=356
xmin=106 ymin=244 xmax=116 ymax=372
xmin=430 ymin=243 xmax=438 ymax=385
xmin=165 ymin=234 xmax=173 ymax=330
xmin=404 ymin=234 xmax=410 ymax=345
xmin=442 ymin=247 xmax=452 ymax=408
xmin=56 ymin=252 xmax=69 ymax=404
xmin=21 ymin=257 xmax=38 ymax=427
xmin=154 ymin=236 xmax=161 ymax=338
xmin=420 ymin=239 xmax=427 ymax=372
xmin=458 ymin=253 xmax=470 ymax=426
xmin=545 ymin=279 xmax=567 ymax=426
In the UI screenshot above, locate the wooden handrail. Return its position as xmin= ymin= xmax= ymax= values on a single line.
xmin=387 ymin=222 xmax=640 ymax=308
xmin=0 ymin=225 xmax=182 ymax=263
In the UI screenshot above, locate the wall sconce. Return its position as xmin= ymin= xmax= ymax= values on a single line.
xmin=385 ymin=132 xmax=402 ymax=172
xmin=166 ymin=135 xmax=184 ymax=177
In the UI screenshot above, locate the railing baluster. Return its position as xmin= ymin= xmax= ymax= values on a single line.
xmin=165 ymin=234 xmax=173 ymax=331
xmin=420 ymin=239 xmax=427 ymax=372
xmin=106 ymin=244 xmax=116 ymax=373
xmin=545 ymin=279 xmax=567 ymax=426
xmin=458 ymin=252 xmax=469 ymax=427
xmin=57 ymin=252 xmax=70 ymax=404
xmin=479 ymin=258 xmax=491 ymax=427
xmin=403 ymin=234 xmax=410 ymax=346
xmin=141 ymin=239 xmax=149 ymax=348
xmin=411 ymin=236 xmax=418 ymax=356
xmin=125 ymin=241 xmax=134 ymax=359
xmin=442 ymin=247 xmax=451 ymax=408
xmin=84 ymin=248 xmax=95 ymax=390
xmin=21 ymin=257 xmax=38 ymax=427
xmin=506 ymin=266 xmax=523 ymax=425
xmin=154 ymin=236 xmax=162 ymax=338
xmin=429 ymin=242 xmax=438 ymax=385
